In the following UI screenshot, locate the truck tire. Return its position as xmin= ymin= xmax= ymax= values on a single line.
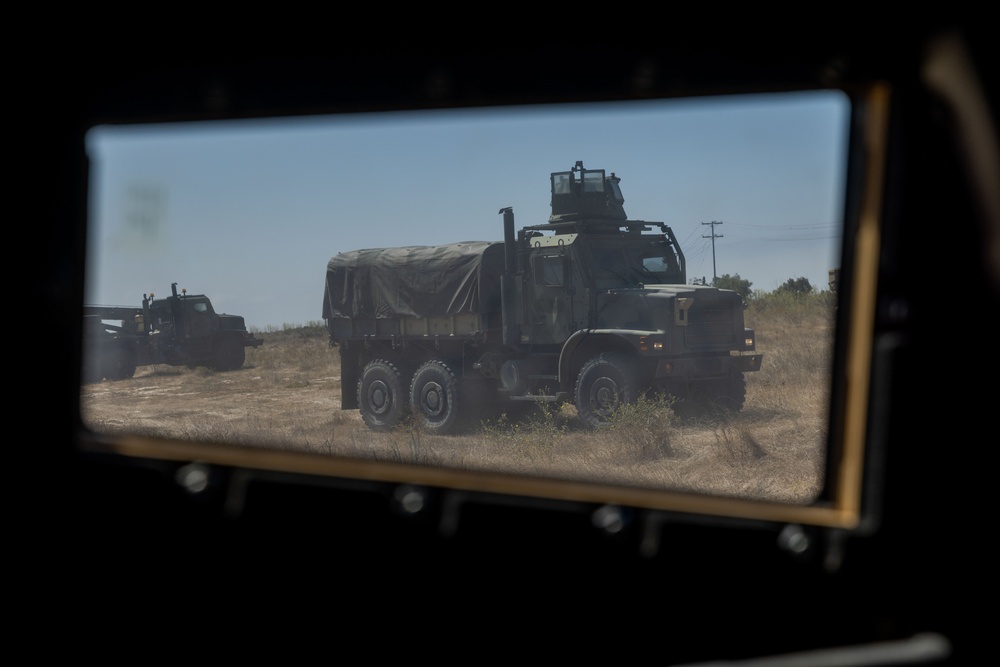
xmin=82 ymin=360 xmax=102 ymax=385
xmin=702 ymin=373 xmax=747 ymax=413
xmin=212 ymin=340 xmax=245 ymax=371
xmin=575 ymin=353 xmax=636 ymax=428
xmin=716 ymin=372 xmax=747 ymax=412
xmin=409 ymin=360 xmax=461 ymax=435
xmin=358 ymin=359 xmax=408 ymax=431
xmin=104 ymin=348 xmax=137 ymax=381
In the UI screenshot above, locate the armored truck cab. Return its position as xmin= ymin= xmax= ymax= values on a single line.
xmin=324 ymin=162 xmax=762 ymax=433
xmin=84 ymin=283 xmax=263 ymax=382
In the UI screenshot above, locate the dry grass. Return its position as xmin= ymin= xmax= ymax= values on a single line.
xmin=81 ymin=296 xmax=834 ymax=504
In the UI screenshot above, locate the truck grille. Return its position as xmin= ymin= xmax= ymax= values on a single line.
xmin=685 ymin=295 xmax=739 ymax=349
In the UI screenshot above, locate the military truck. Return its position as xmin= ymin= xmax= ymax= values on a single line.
xmin=83 ymin=283 xmax=263 ymax=382
xmin=323 ymin=162 xmax=762 ymax=433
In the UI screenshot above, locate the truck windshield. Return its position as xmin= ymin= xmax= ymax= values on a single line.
xmin=638 ymin=253 xmax=681 ymax=280
xmin=552 ymin=172 xmax=572 ymax=194
xmin=582 ymin=170 xmax=605 ymax=192
xmin=591 ymin=241 xmax=682 ymax=288
xmin=551 ymin=169 xmax=607 ymax=195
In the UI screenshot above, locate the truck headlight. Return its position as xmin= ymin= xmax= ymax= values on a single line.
xmin=640 ymin=336 xmax=665 ymax=352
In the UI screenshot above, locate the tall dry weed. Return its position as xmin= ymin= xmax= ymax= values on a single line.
xmin=713 ymin=426 xmax=768 ymax=465
xmin=607 ymin=393 xmax=678 ymax=460
xmin=479 ymin=400 xmax=570 ymax=463
xmin=82 ymin=296 xmax=831 ymax=503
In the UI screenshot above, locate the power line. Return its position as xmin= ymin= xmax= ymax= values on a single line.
xmin=725 ymin=220 xmax=838 ymax=230
xmin=725 ymin=234 xmax=842 ymax=242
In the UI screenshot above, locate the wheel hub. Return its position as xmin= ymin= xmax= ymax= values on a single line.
xmin=368 ymin=380 xmax=391 ymax=414
xmin=596 ymin=385 xmax=614 ymax=407
xmin=420 ymin=382 xmax=444 ymax=417
xmin=591 ymin=378 xmax=619 ymax=412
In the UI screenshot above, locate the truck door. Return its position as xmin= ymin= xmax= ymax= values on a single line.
xmin=524 ymin=250 xmax=579 ymax=345
xmin=178 ymin=298 xmax=218 ymax=359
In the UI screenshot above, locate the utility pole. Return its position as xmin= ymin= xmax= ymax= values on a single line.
xmin=702 ymin=221 xmax=723 ymax=285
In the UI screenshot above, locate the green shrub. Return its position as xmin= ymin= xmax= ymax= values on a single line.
xmin=775 ymin=276 xmax=815 ymax=295
xmin=715 ymin=273 xmax=753 ymax=300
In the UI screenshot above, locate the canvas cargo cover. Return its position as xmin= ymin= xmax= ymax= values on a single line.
xmin=323 ymin=241 xmax=506 ymax=320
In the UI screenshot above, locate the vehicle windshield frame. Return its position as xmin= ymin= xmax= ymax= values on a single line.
xmin=582 ymin=236 xmax=684 ymax=287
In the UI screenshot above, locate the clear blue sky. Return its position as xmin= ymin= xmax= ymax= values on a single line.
xmin=85 ymin=90 xmax=849 ymax=330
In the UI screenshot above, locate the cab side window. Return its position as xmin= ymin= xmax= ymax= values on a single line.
xmin=535 ymin=255 xmax=566 ymax=287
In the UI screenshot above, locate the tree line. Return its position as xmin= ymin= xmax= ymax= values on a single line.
xmin=712 ymin=274 xmax=825 ymax=300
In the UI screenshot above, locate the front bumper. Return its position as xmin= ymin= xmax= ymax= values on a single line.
xmin=653 ymin=353 xmax=763 ymax=379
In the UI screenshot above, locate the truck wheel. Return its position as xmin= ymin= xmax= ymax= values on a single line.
xmin=82 ymin=360 xmax=102 ymax=384
xmin=212 ymin=340 xmax=245 ymax=371
xmin=104 ymin=348 xmax=137 ymax=381
xmin=358 ymin=359 xmax=408 ymax=431
xmin=409 ymin=360 xmax=461 ymax=434
xmin=575 ymin=353 xmax=636 ymax=428
xmin=676 ymin=372 xmax=746 ymax=418
xmin=717 ymin=372 xmax=747 ymax=412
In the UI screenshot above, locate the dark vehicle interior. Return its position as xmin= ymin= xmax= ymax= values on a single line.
xmin=41 ymin=21 xmax=995 ymax=664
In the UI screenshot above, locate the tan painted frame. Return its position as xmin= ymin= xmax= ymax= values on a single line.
xmin=76 ymin=83 xmax=891 ymax=532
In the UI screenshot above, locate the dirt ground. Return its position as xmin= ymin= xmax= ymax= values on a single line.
xmin=79 ymin=333 xmax=828 ymax=505
xmin=81 ymin=357 xmax=353 ymax=448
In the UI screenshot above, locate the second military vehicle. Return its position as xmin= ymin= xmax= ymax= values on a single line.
xmin=84 ymin=283 xmax=263 ymax=382
xmin=323 ymin=162 xmax=762 ymax=433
